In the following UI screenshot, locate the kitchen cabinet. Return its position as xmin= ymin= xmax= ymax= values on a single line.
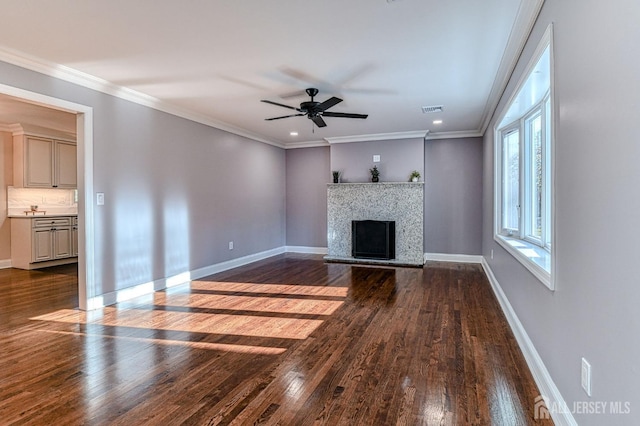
xmin=55 ymin=140 xmax=77 ymax=188
xmin=13 ymin=133 xmax=77 ymax=188
xmin=32 ymin=218 xmax=72 ymax=261
xmin=10 ymin=216 xmax=78 ymax=270
xmin=71 ymin=216 xmax=79 ymax=257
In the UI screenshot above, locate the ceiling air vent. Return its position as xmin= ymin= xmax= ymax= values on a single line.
xmin=421 ymin=105 xmax=443 ymax=114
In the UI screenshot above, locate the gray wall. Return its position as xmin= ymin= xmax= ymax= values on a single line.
xmin=0 ymin=60 xmax=285 ymax=296
xmin=286 ymin=137 xmax=483 ymax=256
xmin=425 ymin=137 xmax=482 ymax=255
xmin=285 ymin=147 xmax=330 ymax=247
xmin=330 ymin=138 xmax=424 ymax=183
xmin=482 ymin=1 xmax=640 ymax=424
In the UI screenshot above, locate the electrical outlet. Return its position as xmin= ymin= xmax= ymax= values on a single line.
xmin=373 ymin=155 xmax=380 ymax=163
xmin=96 ymin=193 xmax=105 ymax=206
xmin=581 ymin=357 xmax=592 ymax=396
xmin=228 ymin=241 xmax=234 ymax=250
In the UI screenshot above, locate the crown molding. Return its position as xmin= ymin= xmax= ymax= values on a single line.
xmin=0 ymin=123 xmax=17 ymax=132
xmin=287 ymin=129 xmax=481 ymax=148
xmin=9 ymin=123 xmax=76 ymax=140
xmin=324 ymin=130 xmax=428 ymax=144
xmin=479 ymin=0 xmax=545 ymax=134
xmin=283 ymin=140 xmax=330 ymax=150
xmin=0 ymin=46 xmax=286 ymax=149
xmin=425 ymin=130 xmax=483 ymax=141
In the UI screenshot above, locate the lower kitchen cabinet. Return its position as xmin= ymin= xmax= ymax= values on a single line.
xmin=11 ymin=216 xmax=78 ymax=270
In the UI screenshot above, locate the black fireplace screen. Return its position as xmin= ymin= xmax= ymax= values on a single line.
xmin=352 ymin=220 xmax=395 ymax=260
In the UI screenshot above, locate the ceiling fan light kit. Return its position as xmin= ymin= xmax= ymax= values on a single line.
xmin=261 ymin=88 xmax=368 ymax=128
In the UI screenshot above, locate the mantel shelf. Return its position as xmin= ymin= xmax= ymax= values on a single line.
xmin=327 ymin=182 xmax=424 ymax=185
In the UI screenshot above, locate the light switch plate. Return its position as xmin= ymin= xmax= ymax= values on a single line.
xmin=373 ymin=155 xmax=380 ymax=162
xmin=96 ymin=193 xmax=105 ymax=206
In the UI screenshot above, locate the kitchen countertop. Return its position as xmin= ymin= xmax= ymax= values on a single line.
xmin=8 ymin=211 xmax=78 ymax=218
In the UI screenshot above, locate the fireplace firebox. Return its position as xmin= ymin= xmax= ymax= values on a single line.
xmin=352 ymin=220 xmax=395 ymax=260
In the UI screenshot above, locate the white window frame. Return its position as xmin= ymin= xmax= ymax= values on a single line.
xmin=494 ymin=24 xmax=555 ymax=290
xmin=500 ymin=123 xmax=521 ymax=236
xmin=522 ymin=99 xmax=549 ymax=248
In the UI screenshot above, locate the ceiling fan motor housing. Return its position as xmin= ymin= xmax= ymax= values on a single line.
xmin=300 ymin=101 xmax=320 ymax=114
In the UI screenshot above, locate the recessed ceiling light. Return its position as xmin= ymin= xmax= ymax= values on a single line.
xmin=433 ymin=120 xmax=443 ymax=125
xmin=290 ymin=131 xmax=298 ymax=136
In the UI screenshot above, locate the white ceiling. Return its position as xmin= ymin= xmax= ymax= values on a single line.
xmin=0 ymin=0 xmax=538 ymax=147
xmin=0 ymin=94 xmax=76 ymax=134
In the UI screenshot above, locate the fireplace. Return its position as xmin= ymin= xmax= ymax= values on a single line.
xmin=326 ymin=182 xmax=424 ymax=266
xmin=352 ymin=220 xmax=395 ymax=260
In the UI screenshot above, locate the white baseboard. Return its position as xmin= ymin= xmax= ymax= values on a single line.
xmin=481 ymin=258 xmax=576 ymax=426
xmin=87 ymin=246 xmax=286 ymax=310
xmin=285 ymin=246 xmax=328 ymax=255
xmin=190 ymin=246 xmax=285 ymax=280
xmin=0 ymin=259 xmax=12 ymax=269
xmin=424 ymin=252 xmax=483 ymax=263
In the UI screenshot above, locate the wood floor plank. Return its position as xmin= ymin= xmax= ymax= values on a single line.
xmin=0 ymin=255 xmax=553 ymax=425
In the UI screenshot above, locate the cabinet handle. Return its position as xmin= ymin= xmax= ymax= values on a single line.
xmin=53 ymin=185 xmax=58 ymax=188
xmin=51 ymin=228 xmax=57 ymax=231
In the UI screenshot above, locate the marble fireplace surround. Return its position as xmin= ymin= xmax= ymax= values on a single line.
xmin=325 ymin=182 xmax=424 ymax=266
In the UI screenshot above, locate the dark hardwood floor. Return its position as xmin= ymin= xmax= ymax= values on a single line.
xmin=0 ymin=254 xmax=552 ymax=425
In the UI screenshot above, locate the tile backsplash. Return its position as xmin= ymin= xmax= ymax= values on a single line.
xmin=8 ymin=187 xmax=78 ymax=215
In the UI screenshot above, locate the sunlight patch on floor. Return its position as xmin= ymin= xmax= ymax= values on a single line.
xmin=189 ymin=281 xmax=349 ymax=298
xmin=33 ymin=308 xmax=326 ymax=339
xmin=36 ymin=329 xmax=287 ymax=355
xmin=31 ymin=280 xmax=348 ymax=354
xmin=152 ymin=293 xmax=344 ymax=316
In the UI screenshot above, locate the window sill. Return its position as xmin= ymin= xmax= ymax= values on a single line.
xmin=495 ymin=234 xmax=553 ymax=290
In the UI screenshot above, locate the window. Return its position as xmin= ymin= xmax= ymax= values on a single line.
xmin=494 ymin=25 xmax=554 ymax=289
xmin=502 ymin=126 xmax=520 ymax=233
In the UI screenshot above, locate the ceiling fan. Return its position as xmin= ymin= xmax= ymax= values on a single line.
xmin=261 ymin=88 xmax=368 ymax=128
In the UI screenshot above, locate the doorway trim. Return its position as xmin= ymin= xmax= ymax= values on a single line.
xmin=0 ymin=83 xmax=94 ymax=310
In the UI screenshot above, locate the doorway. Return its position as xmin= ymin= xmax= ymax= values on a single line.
xmin=0 ymin=83 xmax=93 ymax=310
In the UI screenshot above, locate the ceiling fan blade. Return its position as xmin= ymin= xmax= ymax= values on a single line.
xmin=316 ymin=96 xmax=343 ymax=111
xmin=261 ymin=99 xmax=299 ymax=110
xmin=279 ymin=89 xmax=307 ymax=99
xmin=279 ymin=67 xmax=331 ymax=88
xmin=322 ymin=111 xmax=368 ymax=119
xmin=311 ymin=115 xmax=327 ymax=127
xmin=265 ymin=114 xmax=304 ymax=121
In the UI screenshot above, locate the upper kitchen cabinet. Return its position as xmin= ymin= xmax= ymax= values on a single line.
xmin=13 ymin=125 xmax=77 ymax=189
xmin=54 ymin=140 xmax=77 ymax=188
